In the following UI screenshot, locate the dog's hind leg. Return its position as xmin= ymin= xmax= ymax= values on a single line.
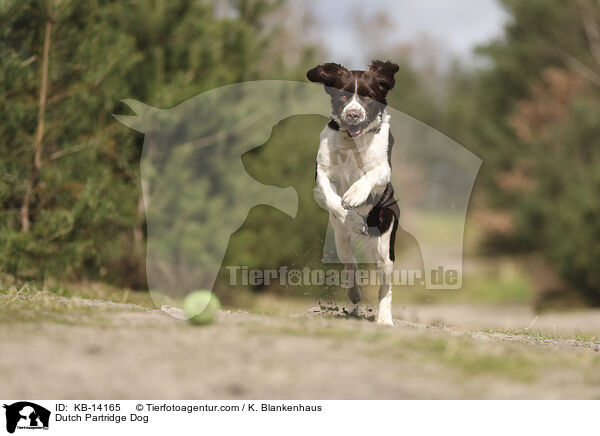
xmin=375 ymin=224 xmax=395 ymax=326
xmin=376 ymin=258 xmax=394 ymax=325
xmin=330 ymin=215 xmax=362 ymax=305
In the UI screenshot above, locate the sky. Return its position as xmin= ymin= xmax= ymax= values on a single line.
xmin=298 ymin=0 xmax=508 ymax=69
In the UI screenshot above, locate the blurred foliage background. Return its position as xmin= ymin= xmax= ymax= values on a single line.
xmin=1 ymin=0 xmax=599 ymax=308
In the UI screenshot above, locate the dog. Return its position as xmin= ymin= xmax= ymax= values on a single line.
xmin=307 ymin=60 xmax=400 ymax=325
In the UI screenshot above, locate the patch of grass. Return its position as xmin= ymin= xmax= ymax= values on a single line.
xmin=484 ymin=327 xmax=600 ymax=344
xmin=0 ymin=283 xmax=147 ymax=325
xmin=0 ymin=289 xmax=100 ymax=325
xmin=394 ymin=264 xmax=533 ymax=305
xmin=415 ymin=212 xmax=469 ymax=246
xmin=48 ymin=281 xmax=154 ymax=307
xmin=0 ymin=275 xmax=154 ymax=307
xmin=404 ymin=336 xmax=540 ymax=382
xmin=244 ymin=319 xmax=394 ymax=345
xmin=246 ymin=320 xmax=586 ymax=383
xmin=458 ymin=268 xmax=532 ymax=304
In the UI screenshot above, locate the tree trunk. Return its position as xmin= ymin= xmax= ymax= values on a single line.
xmin=21 ymin=17 xmax=52 ymax=232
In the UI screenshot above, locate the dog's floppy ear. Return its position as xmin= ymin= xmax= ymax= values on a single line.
xmin=306 ymin=63 xmax=348 ymax=87
xmin=369 ymin=60 xmax=400 ymax=91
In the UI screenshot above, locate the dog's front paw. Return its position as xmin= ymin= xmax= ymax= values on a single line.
xmin=342 ymin=210 xmax=368 ymax=235
xmin=342 ymin=179 xmax=371 ymax=209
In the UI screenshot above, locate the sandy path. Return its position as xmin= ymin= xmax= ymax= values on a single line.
xmin=1 ymin=297 xmax=599 ymax=399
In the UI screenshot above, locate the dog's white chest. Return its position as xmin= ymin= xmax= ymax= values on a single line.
xmin=318 ymin=120 xmax=390 ymax=196
xmin=328 ymin=147 xmax=367 ymax=192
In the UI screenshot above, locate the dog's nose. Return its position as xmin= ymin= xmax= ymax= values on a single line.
xmin=345 ymin=110 xmax=361 ymax=123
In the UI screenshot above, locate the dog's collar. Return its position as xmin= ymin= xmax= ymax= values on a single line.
xmin=328 ymin=119 xmax=340 ymax=130
xmin=328 ymin=113 xmax=384 ymax=137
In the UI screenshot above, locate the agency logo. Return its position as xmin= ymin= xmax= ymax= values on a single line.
xmin=3 ymin=402 xmax=50 ymax=434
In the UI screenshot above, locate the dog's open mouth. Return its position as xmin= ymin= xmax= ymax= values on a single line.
xmin=346 ymin=124 xmax=362 ymax=136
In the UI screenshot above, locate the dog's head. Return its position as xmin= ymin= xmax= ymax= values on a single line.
xmin=307 ymin=60 xmax=399 ymax=137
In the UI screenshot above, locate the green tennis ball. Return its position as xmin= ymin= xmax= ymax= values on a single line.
xmin=183 ymin=290 xmax=221 ymax=325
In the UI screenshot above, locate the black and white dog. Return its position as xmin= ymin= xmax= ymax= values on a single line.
xmin=308 ymin=60 xmax=400 ymax=325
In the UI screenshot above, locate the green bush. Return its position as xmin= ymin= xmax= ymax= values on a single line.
xmin=518 ymin=98 xmax=600 ymax=303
